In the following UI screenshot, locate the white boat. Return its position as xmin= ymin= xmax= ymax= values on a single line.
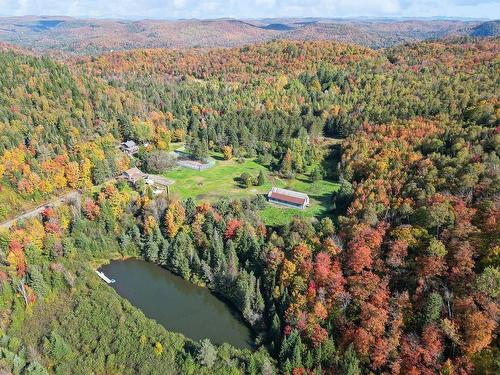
xmin=96 ymin=270 xmax=116 ymax=284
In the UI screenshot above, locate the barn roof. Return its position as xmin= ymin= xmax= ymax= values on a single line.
xmin=268 ymin=187 xmax=308 ymax=205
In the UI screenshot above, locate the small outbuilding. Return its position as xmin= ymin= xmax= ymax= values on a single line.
xmin=267 ymin=187 xmax=310 ymax=210
xmin=121 ymin=140 xmax=139 ymax=155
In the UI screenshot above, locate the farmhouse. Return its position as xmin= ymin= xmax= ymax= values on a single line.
xmin=121 ymin=140 xmax=139 ymax=155
xmin=122 ymin=167 xmax=145 ymax=184
xmin=267 ymin=187 xmax=310 ymax=210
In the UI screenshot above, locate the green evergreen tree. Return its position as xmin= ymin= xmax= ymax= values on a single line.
xmin=311 ymin=166 xmax=324 ymax=181
xmin=158 ymin=240 xmax=170 ymax=265
xmin=170 ymin=233 xmax=192 ymax=279
xmin=49 ymin=332 xmax=72 ymax=363
xmin=255 ymin=279 xmax=265 ymax=314
xmin=227 ymin=243 xmax=239 ymax=281
xmin=322 ymin=336 xmax=336 ymax=365
xmin=313 ymin=344 xmax=322 ymax=367
xmin=184 ymin=197 xmax=196 ymax=223
xmin=247 ymin=356 xmax=258 ymax=375
xmin=144 ymin=234 xmax=160 ymax=263
xmin=210 ymin=228 xmax=225 ymax=270
xmin=29 ymin=266 xmax=47 ymax=298
xmin=339 ymin=344 xmax=360 ymax=375
xmin=305 ymin=350 xmax=313 ymax=369
xmin=271 ymin=313 xmax=281 ymax=342
xmin=197 ymin=339 xmax=217 ymax=368
xmin=283 ymin=359 xmax=293 ymax=375
xmin=423 ymin=292 xmax=443 ymax=326
xmin=291 ymin=335 xmax=303 ymax=369
xmin=256 ymin=170 xmax=266 ymax=186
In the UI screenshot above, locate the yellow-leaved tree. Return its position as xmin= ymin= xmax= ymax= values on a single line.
xmin=165 ymin=200 xmax=186 ymax=238
xmin=222 ymin=145 xmax=233 ymax=160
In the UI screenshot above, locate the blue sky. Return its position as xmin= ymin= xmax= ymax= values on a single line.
xmin=0 ymin=0 xmax=498 ymax=19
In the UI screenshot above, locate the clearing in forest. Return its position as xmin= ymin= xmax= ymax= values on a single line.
xmin=163 ymin=155 xmax=339 ymax=225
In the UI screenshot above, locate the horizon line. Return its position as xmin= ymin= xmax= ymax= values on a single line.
xmin=0 ymin=15 xmax=496 ymax=22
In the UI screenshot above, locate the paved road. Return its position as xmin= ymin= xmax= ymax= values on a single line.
xmin=0 ymin=190 xmax=80 ymax=230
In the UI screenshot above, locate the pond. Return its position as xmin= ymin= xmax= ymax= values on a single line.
xmin=99 ymin=258 xmax=253 ymax=349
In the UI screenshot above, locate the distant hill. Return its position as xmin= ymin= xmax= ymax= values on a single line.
xmin=0 ymin=16 xmax=497 ymax=54
xmin=470 ymin=20 xmax=500 ymax=36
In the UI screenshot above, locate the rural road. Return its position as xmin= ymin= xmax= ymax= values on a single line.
xmin=0 ymin=190 xmax=80 ymax=230
xmin=0 ymin=170 xmax=170 ymax=230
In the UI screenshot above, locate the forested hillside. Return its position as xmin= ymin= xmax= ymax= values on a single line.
xmin=0 ymin=50 xmax=165 ymax=219
xmin=81 ymin=38 xmax=498 ymax=173
xmin=0 ymin=37 xmax=498 ymax=374
xmin=0 ymin=16 xmax=496 ymax=54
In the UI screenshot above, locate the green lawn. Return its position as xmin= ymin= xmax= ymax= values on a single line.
xmin=163 ymin=155 xmax=339 ymax=226
xmin=259 ymin=176 xmax=339 ymax=226
xmin=169 ymin=142 xmax=185 ymax=151
xmin=163 ymin=157 xmax=268 ymax=199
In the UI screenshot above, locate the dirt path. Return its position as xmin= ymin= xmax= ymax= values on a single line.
xmin=0 ymin=190 xmax=80 ymax=230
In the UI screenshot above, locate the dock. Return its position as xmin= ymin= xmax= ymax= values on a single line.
xmin=96 ymin=270 xmax=116 ymax=284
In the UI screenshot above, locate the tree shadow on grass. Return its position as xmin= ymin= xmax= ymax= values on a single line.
xmin=309 ymin=190 xmax=335 ymax=221
xmin=294 ymin=175 xmax=312 ymax=184
xmin=211 ymin=154 xmax=225 ymax=161
xmin=233 ymin=176 xmax=247 ymax=188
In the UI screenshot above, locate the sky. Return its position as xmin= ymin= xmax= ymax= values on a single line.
xmin=0 ymin=0 xmax=498 ymax=20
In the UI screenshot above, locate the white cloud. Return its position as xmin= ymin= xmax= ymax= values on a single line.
xmin=0 ymin=0 xmax=498 ymax=19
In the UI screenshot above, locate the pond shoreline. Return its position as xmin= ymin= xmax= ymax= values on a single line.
xmin=95 ymin=254 xmax=258 ymax=334
xmin=99 ymin=258 xmax=256 ymax=349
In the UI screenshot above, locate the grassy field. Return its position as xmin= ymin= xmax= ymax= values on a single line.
xmin=169 ymin=142 xmax=185 ymax=151
xmin=258 ymin=176 xmax=338 ymax=226
xmin=163 ymin=155 xmax=339 ymax=226
xmin=0 ymin=185 xmax=45 ymax=222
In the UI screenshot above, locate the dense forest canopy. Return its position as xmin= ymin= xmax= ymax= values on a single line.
xmin=0 ymin=36 xmax=498 ymax=374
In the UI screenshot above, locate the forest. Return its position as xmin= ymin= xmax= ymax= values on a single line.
xmin=0 ymin=36 xmax=498 ymax=374
xmin=0 ymin=17 xmax=495 ymax=54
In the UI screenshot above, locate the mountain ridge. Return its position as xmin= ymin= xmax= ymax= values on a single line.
xmin=0 ymin=16 xmax=497 ymax=54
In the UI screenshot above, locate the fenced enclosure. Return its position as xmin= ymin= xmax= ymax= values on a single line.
xmin=176 ymin=158 xmax=215 ymax=171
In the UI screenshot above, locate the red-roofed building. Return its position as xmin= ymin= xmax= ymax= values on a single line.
xmin=267 ymin=187 xmax=310 ymax=210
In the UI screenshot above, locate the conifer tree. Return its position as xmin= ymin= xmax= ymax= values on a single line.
xmin=339 ymin=345 xmax=360 ymax=375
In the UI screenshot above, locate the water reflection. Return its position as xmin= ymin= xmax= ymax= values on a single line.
xmin=100 ymin=258 xmax=253 ymax=349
